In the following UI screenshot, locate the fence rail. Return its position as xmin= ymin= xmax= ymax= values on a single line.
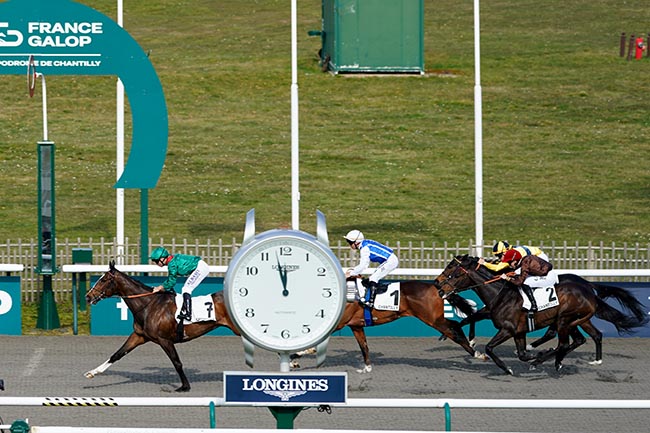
xmin=2 ymin=237 xmax=650 ymax=302
xmin=1 ymin=396 xmax=649 ymax=432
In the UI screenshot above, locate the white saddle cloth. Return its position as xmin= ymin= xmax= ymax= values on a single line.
xmin=356 ymin=281 xmax=400 ymax=311
xmin=174 ymin=294 xmax=217 ymax=323
xmin=519 ymin=285 xmax=560 ymax=311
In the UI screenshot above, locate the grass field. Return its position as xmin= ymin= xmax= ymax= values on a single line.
xmin=1 ymin=0 xmax=650 ymax=248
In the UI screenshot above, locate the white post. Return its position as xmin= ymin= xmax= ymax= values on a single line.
xmin=116 ymin=0 xmax=125 ymax=264
xmin=38 ymin=73 xmax=48 ymax=141
xmin=290 ymin=0 xmax=299 ymax=230
xmin=473 ymin=0 xmax=484 ymax=257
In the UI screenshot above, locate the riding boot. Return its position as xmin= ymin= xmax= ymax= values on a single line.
xmin=522 ymin=284 xmax=538 ymax=312
xmin=178 ymin=293 xmax=192 ymax=321
xmin=360 ymin=281 xmax=378 ymax=309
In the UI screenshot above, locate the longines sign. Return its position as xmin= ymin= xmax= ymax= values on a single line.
xmin=224 ymin=372 xmax=348 ymax=405
xmin=0 ymin=0 xmax=168 ymax=189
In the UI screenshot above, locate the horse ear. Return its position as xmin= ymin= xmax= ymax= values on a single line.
xmin=109 ymin=260 xmax=116 ymax=270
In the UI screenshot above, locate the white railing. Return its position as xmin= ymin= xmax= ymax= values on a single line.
xmin=4 ymin=236 xmax=650 ymax=301
xmin=60 ymin=264 xmax=650 ymax=279
xmin=1 ymin=397 xmax=649 ymax=432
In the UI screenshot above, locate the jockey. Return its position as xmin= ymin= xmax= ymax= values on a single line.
xmin=479 ymin=240 xmax=549 ymax=273
xmin=344 ymin=230 xmax=399 ymax=309
xmin=499 ymin=249 xmax=558 ymax=312
xmin=150 ymin=246 xmax=210 ymax=321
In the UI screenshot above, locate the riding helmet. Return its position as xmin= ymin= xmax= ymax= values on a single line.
xmin=150 ymin=246 xmax=170 ymax=261
xmin=344 ymin=230 xmax=364 ymax=245
xmin=492 ymin=241 xmax=510 ymax=256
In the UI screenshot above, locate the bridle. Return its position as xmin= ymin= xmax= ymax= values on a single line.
xmin=88 ymin=270 xmax=158 ymax=304
xmin=437 ymin=257 xmax=505 ymax=298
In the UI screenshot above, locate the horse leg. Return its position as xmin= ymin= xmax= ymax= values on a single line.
xmin=158 ymin=339 xmax=191 ymax=392
xmin=578 ymin=320 xmax=603 ymax=365
xmin=484 ymin=329 xmax=515 ymax=375
xmin=514 ymin=334 xmax=536 ymax=362
xmin=350 ymin=327 xmax=372 ymax=373
xmin=553 ymin=327 xmax=573 ymax=371
xmin=460 ymin=309 xmax=490 ymax=348
xmin=85 ymin=332 xmax=146 ymax=379
xmin=528 ymin=325 xmax=557 ymax=350
xmin=435 ymin=318 xmax=487 ymax=360
xmin=289 ymin=347 xmax=317 ymax=369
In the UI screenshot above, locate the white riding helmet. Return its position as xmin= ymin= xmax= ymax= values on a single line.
xmin=344 ymin=229 xmax=364 ymax=245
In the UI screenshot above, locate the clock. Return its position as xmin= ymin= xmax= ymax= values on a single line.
xmin=224 ymin=209 xmax=346 ymax=370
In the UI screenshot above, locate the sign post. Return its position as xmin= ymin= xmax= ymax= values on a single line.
xmin=35 ymin=140 xmax=60 ymax=329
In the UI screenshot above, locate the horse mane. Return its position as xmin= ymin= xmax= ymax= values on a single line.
xmin=109 ymin=261 xmax=156 ymax=293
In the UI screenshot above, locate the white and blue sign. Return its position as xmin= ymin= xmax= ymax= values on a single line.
xmin=0 ymin=277 xmax=21 ymax=335
xmin=89 ymin=276 xmax=235 ymax=336
xmin=224 ymin=371 xmax=347 ymax=405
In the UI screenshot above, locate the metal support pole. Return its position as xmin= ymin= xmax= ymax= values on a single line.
xmin=269 ymin=406 xmax=303 ymax=429
xmin=36 ymin=275 xmax=60 ymax=329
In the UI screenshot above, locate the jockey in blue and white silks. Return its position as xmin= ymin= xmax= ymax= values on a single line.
xmin=344 ymin=230 xmax=399 ymax=308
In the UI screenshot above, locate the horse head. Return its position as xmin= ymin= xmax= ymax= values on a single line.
xmin=86 ymin=260 xmax=119 ymax=305
xmin=433 ymin=254 xmax=475 ymax=298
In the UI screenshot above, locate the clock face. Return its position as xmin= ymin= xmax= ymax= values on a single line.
xmin=224 ymin=230 xmax=346 ymax=353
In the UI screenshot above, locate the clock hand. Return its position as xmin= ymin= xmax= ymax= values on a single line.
xmin=276 ymin=253 xmax=289 ymax=296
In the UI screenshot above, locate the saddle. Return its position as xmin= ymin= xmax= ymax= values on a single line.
xmin=361 ymin=278 xmax=388 ymax=295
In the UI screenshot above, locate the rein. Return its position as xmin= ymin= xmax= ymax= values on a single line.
xmin=443 ymin=258 xmax=507 ymax=295
xmin=122 ymin=292 xmax=158 ymax=299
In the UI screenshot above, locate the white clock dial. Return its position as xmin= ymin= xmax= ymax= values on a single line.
xmin=225 ymin=230 xmax=345 ymax=353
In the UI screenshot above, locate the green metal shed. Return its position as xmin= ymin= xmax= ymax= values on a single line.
xmin=319 ymin=0 xmax=424 ymax=74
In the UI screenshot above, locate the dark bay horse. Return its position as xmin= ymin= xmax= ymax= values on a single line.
xmin=84 ymin=261 xmax=238 ymax=391
xmin=435 ymin=255 xmax=648 ymax=374
xmin=290 ymin=278 xmax=488 ymax=373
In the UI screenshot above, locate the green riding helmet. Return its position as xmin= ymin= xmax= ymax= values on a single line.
xmin=150 ymin=246 xmax=170 ymax=261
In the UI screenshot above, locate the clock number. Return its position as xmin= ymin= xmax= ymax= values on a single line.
xmin=321 ymin=288 xmax=332 ymax=298
xmin=317 ymin=267 xmax=327 ymax=276
xmin=279 ymin=246 xmax=292 ymax=256
xmin=246 ymin=266 xmax=258 ymax=276
xmin=261 ymin=323 xmax=269 ymax=333
xmin=302 ymin=324 xmax=311 ymax=334
xmin=238 ymin=287 xmax=249 ymax=297
xmin=315 ymin=309 xmax=325 ymax=318
xmin=281 ymin=329 xmax=291 ymax=339
xmin=305 ymin=252 xmax=310 ymax=262
xmin=260 ymin=252 xmax=269 ymax=261
xmin=245 ymin=308 xmax=255 ymax=318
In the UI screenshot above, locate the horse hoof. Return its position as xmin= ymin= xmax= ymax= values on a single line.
xmin=474 ymin=352 xmax=489 ymax=361
xmin=469 ymin=339 xmax=476 ymax=348
xmin=507 ymin=367 xmax=514 ymax=375
xmin=289 ymin=360 xmax=300 ymax=369
xmin=175 ymin=386 xmax=191 ymax=392
xmin=555 ymin=363 xmax=563 ymax=371
xmin=588 ymin=359 xmax=603 ymax=366
xmin=84 ymin=372 xmax=95 ymax=379
xmin=356 ymin=365 xmax=372 ymax=374
xmin=529 ymin=364 xmax=536 ymax=371
xmin=526 ymin=344 xmax=534 ymax=351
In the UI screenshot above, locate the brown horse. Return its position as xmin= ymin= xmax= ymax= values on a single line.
xmin=434 ymin=255 xmax=648 ymax=374
xmin=290 ymin=278 xmax=488 ymax=373
xmin=84 ymin=261 xmax=238 ymax=392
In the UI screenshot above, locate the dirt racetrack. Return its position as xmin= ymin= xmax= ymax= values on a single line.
xmin=0 ymin=335 xmax=648 ymax=432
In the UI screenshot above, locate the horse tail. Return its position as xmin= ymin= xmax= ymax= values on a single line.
xmin=446 ymin=293 xmax=477 ymax=318
xmin=593 ymin=284 xmax=648 ymax=324
xmin=594 ymin=297 xmax=649 ymax=335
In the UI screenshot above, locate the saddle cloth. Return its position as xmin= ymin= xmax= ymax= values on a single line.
xmin=356 ymin=280 xmax=400 ymax=311
xmin=174 ymin=294 xmax=216 ymax=323
xmin=519 ymin=285 xmax=560 ymax=311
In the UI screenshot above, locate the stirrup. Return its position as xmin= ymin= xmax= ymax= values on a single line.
xmin=358 ymin=299 xmax=373 ymax=309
